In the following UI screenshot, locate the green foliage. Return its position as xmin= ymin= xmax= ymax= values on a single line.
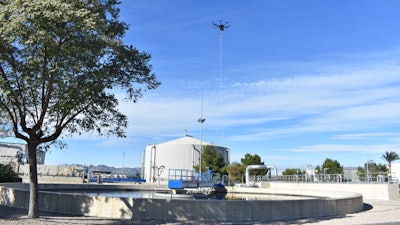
xmin=314 ymin=165 xmax=321 ymax=174
xmin=357 ymin=162 xmax=387 ymax=174
xmin=382 ymin=151 xmax=399 ymax=163
xmin=0 ymin=0 xmax=160 ymax=145
xmin=0 ymin=163 xmax=18 ymax=183
xmin=319 ymin=158 xmax=343 ymax=174
xmin=382 ymin=151 xmax=399 ymax=166
xmin=358 ymin=162 xmax=388 ymax=181
xmin=382 ymin=151 xmax=399 ymax=175
xmin=282 ymin=168 xmax=305 ymax=176
xmin=226 ymin=162 xmax=245 ymax=183
xmin=241 ymin=153 xmax=262 ymax=165
xmin=240 ymin=153 xmax=266 ymax=175
xmin=194 ymin=145 xmax=227 ymax=175
xmin=225 ymin=153 xmax=267 ymax=183
xmin=0 ymin=110 xmax=11 ymax=137
xmin=0 ymin=0 xmax=160 ymax=217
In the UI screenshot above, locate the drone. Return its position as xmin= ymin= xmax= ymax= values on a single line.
xmin=213 ymin=20 xmax=230 ymax=32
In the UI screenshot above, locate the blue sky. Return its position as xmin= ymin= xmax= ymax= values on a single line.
xmin=41 ymin=1 xmax=400 ymax=171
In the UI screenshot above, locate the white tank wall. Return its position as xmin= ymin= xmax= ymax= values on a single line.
xmin=0 ymin=142 xmax=27 ymax=164
xmin=144 ymin=143 xmax=200 ymax=183
xmin=142 ymin=136 xmax=230 ymax=183
xmin=0 ymin=141 xmax=45 ymax=165
xmin=391 ymin=162 xmax=400 ymax=180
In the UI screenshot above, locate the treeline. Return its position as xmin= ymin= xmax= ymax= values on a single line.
xmin=198 ymin=146 xmax=400 ymax=183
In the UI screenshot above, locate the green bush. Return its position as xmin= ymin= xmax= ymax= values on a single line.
xmin=0 ymin=163 xmax=18 ymax=183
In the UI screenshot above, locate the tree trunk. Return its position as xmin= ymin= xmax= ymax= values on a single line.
xmin=27 ymin=141 xmax=39 ymax=218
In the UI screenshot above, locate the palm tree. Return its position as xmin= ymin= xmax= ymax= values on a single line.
xmin=382 ymin=151 xmax=399 ymax=178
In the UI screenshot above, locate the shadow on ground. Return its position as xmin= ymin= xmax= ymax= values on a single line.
xmin=363 ymin=203 xmax=373 ymax=211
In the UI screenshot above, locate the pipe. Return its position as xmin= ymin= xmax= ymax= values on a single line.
xmin=141 ymin=149 xmax=146 ymax=179
xmin=377 ymin=175 xmax=384 ymax=183
xmin=149 ymin=145 xmax=153 ymax=182
xmin=245 ymin=165 xmax=278 ymax=186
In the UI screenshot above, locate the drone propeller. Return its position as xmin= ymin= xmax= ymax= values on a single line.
xmin=213 ymin=20 xmax=230 ymax=32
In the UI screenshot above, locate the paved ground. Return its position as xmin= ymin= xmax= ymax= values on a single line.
xmin=0 ymin=199 xmax=400 ymax=225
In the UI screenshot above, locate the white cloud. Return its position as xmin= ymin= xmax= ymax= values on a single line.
xmin=92 ymin=62 xmax=400 ymax=145
xmin=218 ymin=64 xmax=400 ymax=139
xmin=331 ymin=132 xmax=400 ymax=140
xmin=292 ymin=144 xmax=396 ymax=154
xmin=119 ymin=96 xmax=202 ymax=136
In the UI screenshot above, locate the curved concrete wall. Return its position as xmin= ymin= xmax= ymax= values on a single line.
xmin=0 ymin=183 xmax=363 ymax=222
xmin=259 ymin=182 xmax=400 ymax=201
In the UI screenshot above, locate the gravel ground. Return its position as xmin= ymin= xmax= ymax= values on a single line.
xmin=1 ymin=199 xmax=400 ymax=225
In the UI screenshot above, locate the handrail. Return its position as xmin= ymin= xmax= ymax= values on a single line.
xmin=245 ymin=172 xmax=396 ymax=184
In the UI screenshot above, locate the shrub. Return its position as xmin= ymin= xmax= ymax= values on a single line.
xmin=0 ymin=163 xmax=18 ymax=183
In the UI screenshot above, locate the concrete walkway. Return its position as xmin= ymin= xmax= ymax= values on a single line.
xmin=0 ymin=199 xmax=399 ymax=225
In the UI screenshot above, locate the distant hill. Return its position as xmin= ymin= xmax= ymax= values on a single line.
xmin=87 ymin=164 xmax=141 ymax=177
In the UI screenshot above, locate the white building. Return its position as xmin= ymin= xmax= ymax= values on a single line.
xmin=0 ymin=137 xmax=46 ymax=165
xmin=390 ymin=162 xmax=400 ymax=181
xmin=343 ymin=167 xmax=360 ymax=182
xmin=142 ymin=135 xmax=230 ymax=183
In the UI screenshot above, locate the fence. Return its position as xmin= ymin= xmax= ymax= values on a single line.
xmin=248 ymin=172 xmax=397 ymax=184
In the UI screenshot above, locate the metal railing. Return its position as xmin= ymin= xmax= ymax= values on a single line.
xmin=248 ymin=172 xmax=398 ymax=184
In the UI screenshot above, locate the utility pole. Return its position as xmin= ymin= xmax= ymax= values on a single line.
xmin=366 ymin=160 xmax=373 ymax=182
xmin=198 ymin=73 xmax=205 ymax=181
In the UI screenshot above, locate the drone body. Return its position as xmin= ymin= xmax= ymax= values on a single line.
xmin=213 ymin=20 xmax=230 ymax=32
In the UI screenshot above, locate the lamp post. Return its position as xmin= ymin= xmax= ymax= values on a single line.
xmin=323 ymin=168 xmax=329 ymax=182
xmin=198 ymin=118 xmax=205 ymax=181
xmin=197 ymin=72 xmax=206 ymax=182
xmin=366 ymin=160 xmax=373 ymax=182
xmin=150 ymin=145 xmax=156 ymax=183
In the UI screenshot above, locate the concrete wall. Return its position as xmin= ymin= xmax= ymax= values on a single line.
xmin=16 ymin=164 xmax=87 ymax=184
xmin=17 ymin=164 xmax=85 ymax=177
xmin=260 ymin=182 xmax=399 ymax=201
xmin=0 ymin=183 xmax=363 ymax=222
xmin=20 ymin=175 xmax=84 ymax=184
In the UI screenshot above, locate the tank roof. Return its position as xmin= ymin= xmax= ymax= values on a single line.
xmin=160 ymin=136 xmax=213 ymax=146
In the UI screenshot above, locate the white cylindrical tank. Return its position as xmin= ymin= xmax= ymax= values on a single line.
xmin=142 ymin=136 xmax=230 ymax=183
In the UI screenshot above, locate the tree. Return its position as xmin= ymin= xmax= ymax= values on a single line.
xmin=282 ymin=168 xmax=305 ymax=176
xmin=0 ymin=110 xmax=12 ymax=137
xmin=0 ymin=163 xmax=18 ymax=183
xmin=241 ymin=153 xmax=263 ymax=165
xmin=194 ymin=145 xmax=227 ymax=175
xmin=226 ymin=162 xmax=245 ymax=183
xmin=224 ymin=153 xmax=267 ymax=184
xmin=358 ymin=162 xmax=387 ymax=174
xmin=314 ymin=165 xmax=321 ymax=174
xmin=382 ymin=151 xmax=399 ymax=177
xmin=0 ymin=0 xmax=160 ymax=218
xmin=240 ymin=153 xmax=267 ymax=175
xmin=320 ymin=158 xmax=343 ymax=174
xmin=357 ymin=162 xmax=387 ymax=181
